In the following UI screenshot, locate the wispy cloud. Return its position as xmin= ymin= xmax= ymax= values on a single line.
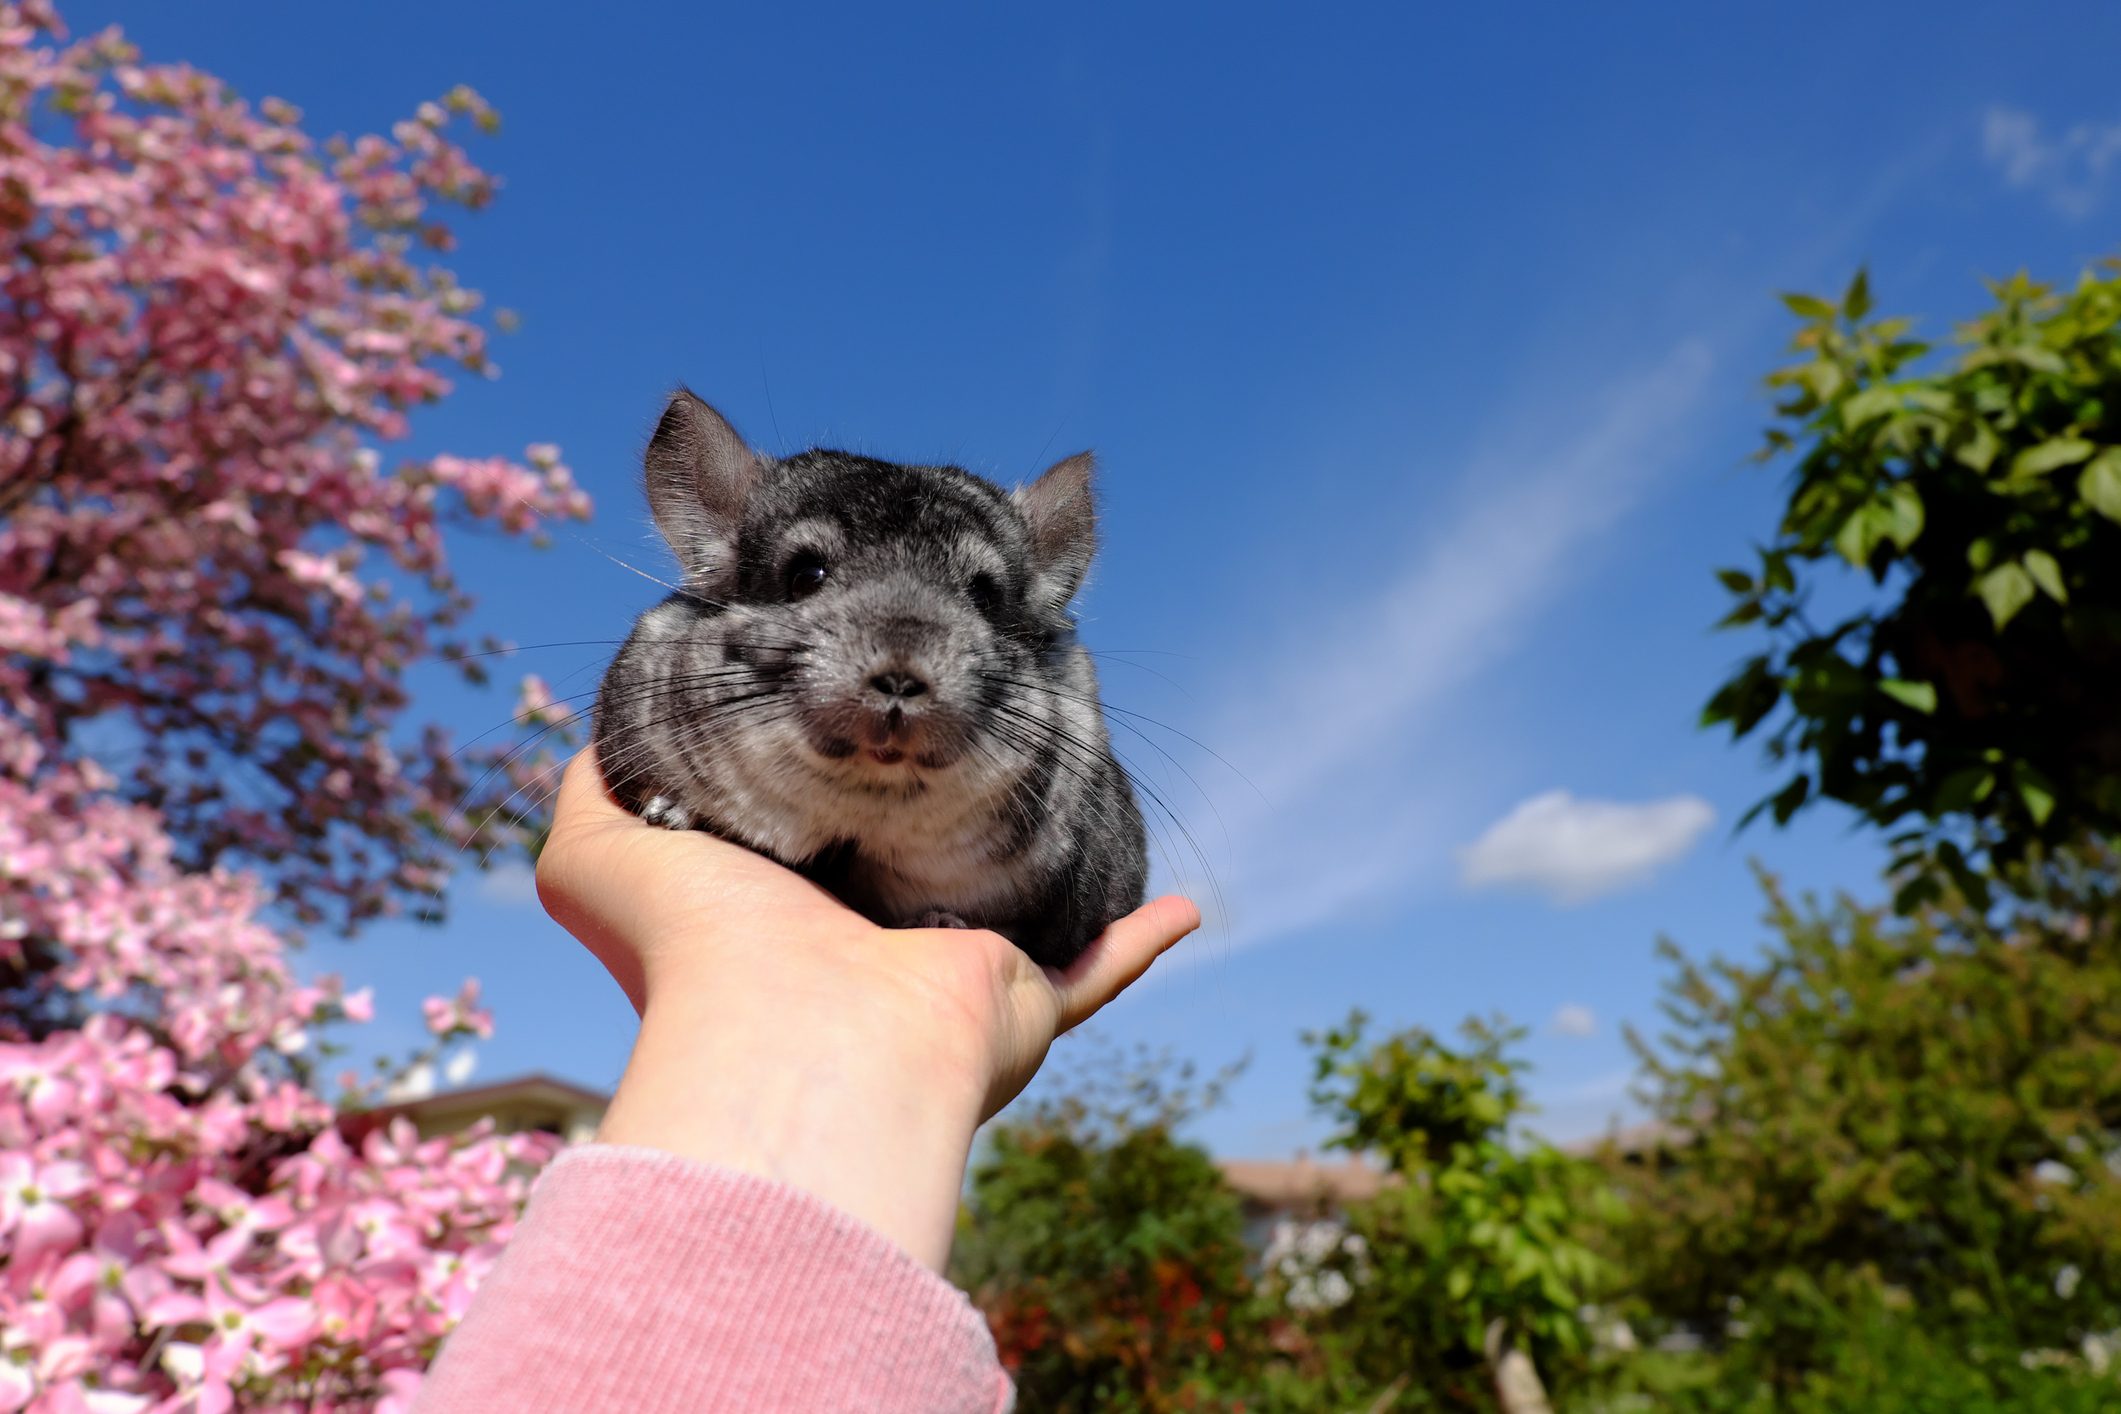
xmin=1459 ymin=791 xmax=1715 ymax=905
xmin=1550 ymin=1003 xmax=1597 ymax=1038
xmin=1982 ymin=105 xmax=2121 ymax=218
xmin=1176 ymin=340 xmax=1718 ymax=953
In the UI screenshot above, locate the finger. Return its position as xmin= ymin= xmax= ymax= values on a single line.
xmin=1050 ymin=894 xmax=1200 ymax=1032
xmin=544 ymin=748 xmax=852 ymax=924
xmin=550 ymin=747 xmax=637 ymax=835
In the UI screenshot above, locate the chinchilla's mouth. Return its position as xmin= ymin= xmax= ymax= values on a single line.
xmin=801 ymin=730 xmax=959 ymax=774
xmin=862 ymin=743 xmax=960 ymax=771
xmin=798 ymin=694 xmax=969 ymax=772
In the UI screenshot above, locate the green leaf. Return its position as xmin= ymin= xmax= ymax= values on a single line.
xmin=1795 ymin=360 xmax=1846 ymax=403
xmin=1715 ymin=568 xmax=1754 ymax=594
xmin=2080 ymin=448 xmax=2121 ymax=523
xmin=1702 ymin=657 xmax=1780 ymax=734
xmin=1974 ymin=563 xmax=2036 ymax=630
xmin=2022 ymin=549 xmax=2068 ymax=603
xmin=1841 ymin=385 xmax=1900 ymax=427
xmin=1956 ymin=420 xmax=2001 ymax=473
xmin=2006 ymin=343 xmax=2068 ymax=375
xmin=2009 ymin=436 xmax=2094 ymax=479
xmin=2017 ymin=769 xmax=2056 ymax=828
xmin=1835 ymin=503 xmax=1889 ymax=567
xmin=1933 ymin=767 xmax=1994 ymax=813
xmin=1891 ymin=872 xmax=1942 ymax=914
xmin=1842 ymin=269 xmax=1873 ymax=321
xmin=1770 ymin=773 xmax=1811 ymax=825
xmin=1883 ymin=482 xmax=1924 ymax=549
xmin=1933 ymin=839 xmax=1993 ymax=912
xmin=1878 ymin=679 xmax=1937 ymax=714
xmin=1780 ymin=291 xmax=1836 ymax=321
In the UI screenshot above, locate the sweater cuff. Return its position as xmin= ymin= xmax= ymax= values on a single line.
xmin=418 ymin=1143 xmax=1011 ymax=1413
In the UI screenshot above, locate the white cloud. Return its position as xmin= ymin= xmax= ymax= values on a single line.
xmin=443 ymin=1046 xmax=478 ymax=1087
xmin=1458 ymin=790 xmax=1714 ymax=905
xmin=1982 ymin=106 xmax=2121 ymax=218
xmin=475 ymin=861 xmax=540 ymax=908
xmin=1550 ymin=1003 xmax=1597 ymax=1038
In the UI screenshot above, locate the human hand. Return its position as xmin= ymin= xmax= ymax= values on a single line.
xmin=532 ymin=750 xmax=1199 ymax=1270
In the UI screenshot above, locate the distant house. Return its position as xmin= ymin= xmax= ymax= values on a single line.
xmin=1559 ymin=1118 xmax=1678 ymax=1164
xmin=1217 ymin=1154 xmax=1388 ymax=1248
xmin=342 ymin=1073 xmax=609 ymax=1146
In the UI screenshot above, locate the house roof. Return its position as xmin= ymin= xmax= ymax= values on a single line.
xmin=1559 ymin=1118 xmax=1677 ymax=1157
xmin=356 ymin=1072 xmax=610 ymax=1125
xmin=1217 ymin=1155 xmax=1389 ymax=1208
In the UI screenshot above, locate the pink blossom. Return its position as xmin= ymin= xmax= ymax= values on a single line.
xmin=422 ymin=979 xmax=494 ymax=1040
xmin=0 ymin=1155 xmax=90 ymax=1269
xmin=0 ymin=6 xmax=574 ymax=1407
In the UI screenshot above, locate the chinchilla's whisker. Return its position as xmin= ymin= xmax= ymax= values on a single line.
xmin=505 ymin=490 xmax=686 ymax=596
xmin=977 ymin=668 xmax=1259 ymax=818
xmin=974 ymin=662 xmax=1251 ymax=792
xmin=974 ymin=704 xmax=1178 ymax=882
xmin=439 ymin=671 xmax=792 ymax=892
xmin=977 ymin=713 xmax=1149 ymax=861
xmin=1084 ymin=647 xmax=1199 ymax=660
xmin=420 ymin=719 xmax=581 ymax=918
xmin=981 ymin=696 xmax=1219 ymax=914
xmin=978 ymin=673 xmax=1235 ymax=837
xmin=467 ymin=690 xmax=795 ymax=879
xmin=442 ymin=640 xmax=629 ymax=662
xmin=450 ymin=667 xmax=779 ymax=781
xmin=1080 ymin=650 xmax=1191 ymax=695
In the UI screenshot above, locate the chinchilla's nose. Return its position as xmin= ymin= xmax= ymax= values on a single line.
xmin=867 ymin=669 xmax=928 ymax=701
xmin=858 ymin=656 xmax=932 ymax=751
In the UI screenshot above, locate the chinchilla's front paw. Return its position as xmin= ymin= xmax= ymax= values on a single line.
xmin=911 ymin=909 xmax=972 ymax=930
xmin=640 ymin=795 xmax=697 ymax=831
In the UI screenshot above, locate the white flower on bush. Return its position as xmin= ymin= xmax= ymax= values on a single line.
xmin=1261 ymin=1218 xmax=1371 ymax=1312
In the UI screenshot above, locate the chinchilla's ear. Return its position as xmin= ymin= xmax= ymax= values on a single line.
xmin=644 ymin=388 xmax=759 ymax=587
xmin=1013 ymin=450 xmax=1097 ymax=610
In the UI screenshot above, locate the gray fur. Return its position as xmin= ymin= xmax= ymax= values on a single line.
xmin=593 ymin=390 xmax=1148 ymax=968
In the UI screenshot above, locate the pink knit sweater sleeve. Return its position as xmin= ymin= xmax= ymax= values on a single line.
xmin=415 ymin=1144 xmax=1013 ymax=1413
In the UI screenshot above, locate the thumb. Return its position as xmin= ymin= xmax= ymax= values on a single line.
xmin=1050 ymin=895 xmax=1201 ymax=1033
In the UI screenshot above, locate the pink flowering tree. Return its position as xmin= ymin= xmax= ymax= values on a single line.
xmin=0 ymin=2 xmax=591 ymax=1408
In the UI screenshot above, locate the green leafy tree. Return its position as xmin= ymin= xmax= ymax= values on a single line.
xmin=1618 ymin=857 xmax=2121 ymax=1391
xmin=951 ymin=1049 xmax=1263 ymax=1413
xmin=1705 ymin=258 xmax=2121 ymax=900
xmin=1301 ymin=1014 xmax=1607 ymax=1411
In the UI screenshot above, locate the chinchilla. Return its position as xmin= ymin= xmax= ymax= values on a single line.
xmin=591 ymin=389 xmax=1148 ymax=968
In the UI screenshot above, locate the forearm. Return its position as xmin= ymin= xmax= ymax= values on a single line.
xmin=594 ymin=986 xmax=985 ymax=1273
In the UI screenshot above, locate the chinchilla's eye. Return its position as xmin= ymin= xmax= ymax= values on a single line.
xmin=967 ymin=571 xmax=1003 ymax=616
xmin=784 ymin=552 xmax=829 ymax=601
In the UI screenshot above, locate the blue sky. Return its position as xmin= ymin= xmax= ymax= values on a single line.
xmin=84 ymin=1 xmax=2121 ymax=1153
